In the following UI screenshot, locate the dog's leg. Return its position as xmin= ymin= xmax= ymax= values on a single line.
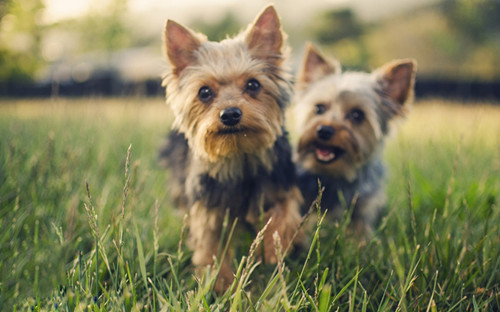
xmin=259 ymin=187 xmax=304 ymax=264
xmin=352 ymin=188 xmax=386 ymax=236
xmin=189 ymin=201 xmax=234 ymax=293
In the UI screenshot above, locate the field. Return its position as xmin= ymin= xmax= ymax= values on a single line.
xmin=0 ymin=98 xmax=499 ymax=311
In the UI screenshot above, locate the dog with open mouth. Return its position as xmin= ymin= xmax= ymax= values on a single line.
xmin=294 ymin=43 xmax=416 ymax=233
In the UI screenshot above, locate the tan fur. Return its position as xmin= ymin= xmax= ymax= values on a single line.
xmin=294 ymin=43 xmax=416 ymax=232
xmin=260 ymin=187 xmax=303 ymax=263
xmin=162 ymin=6 xmax=303 ymax=294
xmin=295 ymin=77 xmax=385 ymax=181
xmin=188 ymin=201 xmax=234 ymax=291
xmin=296 ymin=42 xmax=340 ymax=89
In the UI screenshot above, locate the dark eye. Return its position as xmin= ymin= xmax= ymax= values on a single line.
xmin=315 ymin=103 xmax=327 ymax=115
xmin=198 ymin=86 xmax=215 ymax=103
xmin=348 ymin=109 xmax=365 ymax=124
xmin=245 ymin=78 xmax=261 ymax=95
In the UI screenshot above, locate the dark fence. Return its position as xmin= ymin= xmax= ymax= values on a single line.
xmin=415 ymin=77 xmax=500 ymax=101
xmin=1 ymin=75 xmax=500 ymax=101
xmin=0 ymin=77 xmax=163 ymax=98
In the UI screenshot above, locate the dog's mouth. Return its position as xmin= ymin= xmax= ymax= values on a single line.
xmin=217 ymin=127 xmax=245 ymax=135
xmin=314 ymin=144 xmax=345 ymax=164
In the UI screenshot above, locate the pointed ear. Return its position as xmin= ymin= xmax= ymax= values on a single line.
xmin=245 ymin=6 xmax=284 ymax=63
xmin=164 ymin=20 xmax=203 ymax=76
xmin=296 ymin=43 xmax=339 ymax=89
xmin=374 ymin=59 xmax=417 ymax=105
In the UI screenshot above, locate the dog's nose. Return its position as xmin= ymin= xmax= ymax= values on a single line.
xmin=317 ymin=125 xmax=335 ymax=141
xmin=220 ymin=107 xmax=242 ymax=126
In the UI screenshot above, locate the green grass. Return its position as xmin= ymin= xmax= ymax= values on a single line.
xmin=0 ymin=98 xmax=499 ymax=311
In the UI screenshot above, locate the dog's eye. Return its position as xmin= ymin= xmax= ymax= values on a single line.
xmin=348 ymin=109 xmax=365 ymax=124
xmin=245 ymin=78 xmax=261 ymax=95
xmin=198 ymin=86 xmax=215 ymax=103
xmin=315 ymin=103 xmax=327 ymax=115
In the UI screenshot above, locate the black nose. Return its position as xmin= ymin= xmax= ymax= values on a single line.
xmin=220 ymin=107 xmax=242 ymax=126
xmin=317 ymin=125 xmax=335 ymax=141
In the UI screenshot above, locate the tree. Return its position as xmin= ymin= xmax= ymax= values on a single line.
xmin=311 ymin=8 xmax=363 ymax=45
xmin=308 ymin=8 xmax=369 ymax=70
xmin=442 ymin=0 xmax=500 ymax=43
xmin=0 ymin=0 xmax=45 ymax=83
xmin=66 ymin=0 xmax=130 ymax=54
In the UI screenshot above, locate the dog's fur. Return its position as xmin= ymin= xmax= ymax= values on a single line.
xmin=160 ymin=6 xmax=303 ymax=292
xmin=294 ymin=43 xmax=416 ymax=233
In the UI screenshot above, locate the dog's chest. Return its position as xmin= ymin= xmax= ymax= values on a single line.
xmin=297 ymin=158 xmax=385 ymax=213
xmin=193 ymin=172 xmax=271 ymax=218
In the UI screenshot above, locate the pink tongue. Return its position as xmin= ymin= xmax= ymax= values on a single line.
xmin=316 ymin=148 xmax=332 ymax=157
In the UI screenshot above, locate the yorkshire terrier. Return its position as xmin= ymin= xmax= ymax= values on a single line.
xmin=294 ymin=43 xmax=416 ymax=234
xmin=160 ymin=6 xmax=303 ymax=292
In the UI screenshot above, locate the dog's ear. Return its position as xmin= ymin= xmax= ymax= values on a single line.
xmin=164 ymin=20 xmax=204 ymax=76
xmin=374 ymin=59 xmax=417 ymax=106
xmin=296 ymin=43 xmax=340 ymax=89
xmin=245 ymin=5 xmax=284 ymax=64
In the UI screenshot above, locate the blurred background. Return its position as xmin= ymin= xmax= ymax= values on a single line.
xmin=1 ymin=0 xmax=499 ymax=100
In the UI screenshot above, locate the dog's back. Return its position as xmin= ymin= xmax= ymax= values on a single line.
xmin=159 ymin=131 xmax=189 ymax=210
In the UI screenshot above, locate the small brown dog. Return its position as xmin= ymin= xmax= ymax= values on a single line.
xmin=294 ymin=43 xmax=416 ymax=233
xmin=160 ymin=6 xmax=303 ymax=292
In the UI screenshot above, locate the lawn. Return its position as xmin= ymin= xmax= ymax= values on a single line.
xmin=0 ymin=98 xmax=499 ymax=311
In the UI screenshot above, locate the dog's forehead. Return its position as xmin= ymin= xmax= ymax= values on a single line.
xmin=195 ymin=40 xmax=255 ymax=72
xmin=201 ymin=39 xmax=247 ymax=57
xmin=302 ymin=72 xmax=376 ymax=106
xmin=337 ymin=72 xmax=374 ymax=91
xmin=183 ymin=39 xmax=272 ymax=86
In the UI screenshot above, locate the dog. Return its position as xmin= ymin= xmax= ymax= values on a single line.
xmin=294 ymin=43 xmax=416 ymax=234
xmin=160 ymin=6 xmax=303 ymax=292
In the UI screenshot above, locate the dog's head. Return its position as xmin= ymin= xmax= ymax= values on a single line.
xmin=294 ymin=43 xmax=416 ymax=181
xmin=163 ymin=6 xmax=291 ymax=164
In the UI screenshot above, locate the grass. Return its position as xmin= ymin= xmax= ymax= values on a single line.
xmin=0 ymin=97 xmax=499 ymax=311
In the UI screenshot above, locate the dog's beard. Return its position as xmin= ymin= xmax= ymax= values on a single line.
xmin=297 ymin=124 xmax=378 ymax=182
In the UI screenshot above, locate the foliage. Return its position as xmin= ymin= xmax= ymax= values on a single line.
xmin=358 ymin=5 xmax=500 ymax=80
xmin=306 ymin=2 xmax=500 ymax=79
xmin=308 ymin=8 xmax=369 ymax=71
xmin=442 ymin=0 xmax=500 ymax=43
xmin=0 ymin=0 xmax=45 ymax=83
xmin=0 ymin=0 xmax=134 ymax=88
xmin=68 ymin=0 xmax=131 ymax=54
xmin=0 ymin=98 xmax=499 ymax=311
xmin=310 ymin=8 xmax=363 ymax=45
